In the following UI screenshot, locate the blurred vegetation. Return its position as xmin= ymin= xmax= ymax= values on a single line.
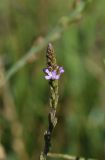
xmin=0 ymin=0 xmax=105 ymax=160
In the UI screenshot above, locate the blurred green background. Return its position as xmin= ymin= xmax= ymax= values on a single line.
xmin=0 ymin=0 xmax=105 ymax=160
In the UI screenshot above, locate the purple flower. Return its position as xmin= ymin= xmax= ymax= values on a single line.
xmin=43 ymin=66 xmax=64 ymax=80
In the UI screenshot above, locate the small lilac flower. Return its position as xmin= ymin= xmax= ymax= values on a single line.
xmin=43 ymin=66 xmax=64 ymax=80
xmin=59 ymin=67 xmax=64 ymax=74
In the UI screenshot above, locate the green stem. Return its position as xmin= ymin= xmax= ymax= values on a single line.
xmin=48 ymin=153 xmax=97 ymax=160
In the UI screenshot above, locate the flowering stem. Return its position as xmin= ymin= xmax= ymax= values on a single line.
xmin=40 ymin=44 xmax=60 ymax=160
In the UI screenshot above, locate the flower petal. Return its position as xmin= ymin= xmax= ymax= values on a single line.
xmin=51 ymin=70 xmax=57 ymax=79
xmin=44 ymin=68 xmax=52 ymax=76
xmin=55 ymin=75 xmax=60 ymax=79
xmin=59 ymin=67 xmax=64 ymax=73
xmin=45 ymin=75 xmax=51 ymax=80
xmin=44 ymin=68 xmax=49 ymax=73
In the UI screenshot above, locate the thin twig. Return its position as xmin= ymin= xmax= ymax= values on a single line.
xmin=6 ymin=0 xmax=91 ymax=81
xmin=48 ymin=153 xmax=97 ymax=160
